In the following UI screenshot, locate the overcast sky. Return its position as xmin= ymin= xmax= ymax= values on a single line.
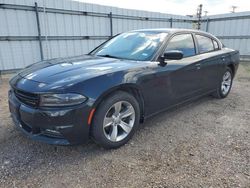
xmin=76 ymin=0 xmax=250 ymax=16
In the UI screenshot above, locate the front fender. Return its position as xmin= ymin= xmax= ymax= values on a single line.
xmin=67 ymin=70 xmax=143 ymax=107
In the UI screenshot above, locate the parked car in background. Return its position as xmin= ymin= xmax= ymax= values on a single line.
xmin=8 ymin=28 xmax=240 ymax=148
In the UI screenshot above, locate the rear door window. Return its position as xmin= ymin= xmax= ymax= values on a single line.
xmin=213 ymin=39 xmax=219 ymax=50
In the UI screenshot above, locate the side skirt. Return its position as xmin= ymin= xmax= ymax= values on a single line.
xmin=143 ymin=89 xmax=216 ymax=121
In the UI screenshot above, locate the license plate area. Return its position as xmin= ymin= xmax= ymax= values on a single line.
xmin=9 ymin=99 xmax=20 ymax=119
xmin=9 ymin=91 xmax=41 ymax=135
xmin=9 ymin=96 xmax=29 ymax=131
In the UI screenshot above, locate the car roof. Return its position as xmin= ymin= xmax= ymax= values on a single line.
xmin=133 ymin=28 xmax=219 ymax=42
xmin=134 ymin=28 xmax=211 ymax=35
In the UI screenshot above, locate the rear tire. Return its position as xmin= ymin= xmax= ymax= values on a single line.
xmin=212 ymin=67 xmax=233 ymax=99
xmin=91 ymin=91 xmax=140 ymax=149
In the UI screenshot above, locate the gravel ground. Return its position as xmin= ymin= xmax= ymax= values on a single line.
xmin=0 ymin=64 xmax=249 ymax=188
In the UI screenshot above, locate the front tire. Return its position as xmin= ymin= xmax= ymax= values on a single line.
xmin=212 ymin=67 xmax=233 ymax=99
xmin=91 ymin=91 xmax=140 ymax=149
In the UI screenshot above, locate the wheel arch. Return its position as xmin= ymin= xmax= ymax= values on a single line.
xmin=91 ymin=84 xmax=145 ymax=124
xmin=227 ymin=63 xmax=235 ymax=77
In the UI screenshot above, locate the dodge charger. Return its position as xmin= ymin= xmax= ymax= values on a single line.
xmin=8 ymin=29 xmax=240 ymax=148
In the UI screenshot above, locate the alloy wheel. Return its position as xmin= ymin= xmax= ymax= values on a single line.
xmin=221 ymin=71 xmax=232 ymax=95
xmin=103 ymin=101 xmax=135 ymax=142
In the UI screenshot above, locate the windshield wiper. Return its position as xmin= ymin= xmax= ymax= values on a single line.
xmin=97 ymin=54 xmax=121 ymax=59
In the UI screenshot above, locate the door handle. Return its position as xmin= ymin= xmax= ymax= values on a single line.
xmin=221 ymin=56 xmax=226 ymax=61
xmin=195 ymin=63 xmax=201 ymax=70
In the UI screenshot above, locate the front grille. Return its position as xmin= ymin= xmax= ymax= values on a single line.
xmin=14 ymin=88 xmax=39 ymax=107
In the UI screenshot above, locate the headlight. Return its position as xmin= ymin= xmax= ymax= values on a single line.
xmin=40 ymin=93 xmax=87 ymax=107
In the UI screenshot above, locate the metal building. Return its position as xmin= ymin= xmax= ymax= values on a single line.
xmin=201 ymin=12 xmax=250 ymax=60
xmin=0 ymin=0 xmax=249 ymax=71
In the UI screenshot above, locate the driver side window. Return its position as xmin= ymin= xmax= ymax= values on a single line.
xmin=166 ymin=34 xmax=196 ymax=58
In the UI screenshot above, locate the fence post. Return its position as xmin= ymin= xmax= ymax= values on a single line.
xmin=206 ymin=18 xmax=210 ymax=32
xmin=170 ymin=18 xmax=173 ymax=28
xmin=109 ymin=12 xmax=113 ymax=37
xmin=35 ymin=2 xmax=44 ymax=61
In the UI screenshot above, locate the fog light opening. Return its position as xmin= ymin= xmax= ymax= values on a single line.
xmin=42 ymin=128 xmax=63 ymax=138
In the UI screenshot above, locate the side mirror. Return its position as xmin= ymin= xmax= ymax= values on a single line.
xmin=163 ymin=50 xmax=184 ymax=60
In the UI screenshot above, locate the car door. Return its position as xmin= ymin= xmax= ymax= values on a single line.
xmin=162 ymin=33 xmax=204 ymax=101
xmin=194 ymin=34 xmax=225 ymax=91
xmin=142 ymin=33 xmax=204 ymax=115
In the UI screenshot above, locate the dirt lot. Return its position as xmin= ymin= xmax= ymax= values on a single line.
xmin=0 ymin=64 xmax=249 ymax=188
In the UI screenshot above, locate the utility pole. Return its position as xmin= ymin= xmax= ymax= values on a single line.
xmin=231 ymin=6 xmax=237 ymax=13
xmin=204 ymin=11 xmax=208 ymax=16
xmin=196 ymin=4 xmax=203 ymax=30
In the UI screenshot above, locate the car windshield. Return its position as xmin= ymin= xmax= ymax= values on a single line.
xmin=92 ymin=31 xmax=168 ymax=61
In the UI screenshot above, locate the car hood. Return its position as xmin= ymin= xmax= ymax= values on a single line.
xmin=18 ymin=55 xmax=146 ymax=84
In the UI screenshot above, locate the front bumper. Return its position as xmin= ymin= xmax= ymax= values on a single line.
xmin=8 ymin=90 xmax=92 ymax=145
